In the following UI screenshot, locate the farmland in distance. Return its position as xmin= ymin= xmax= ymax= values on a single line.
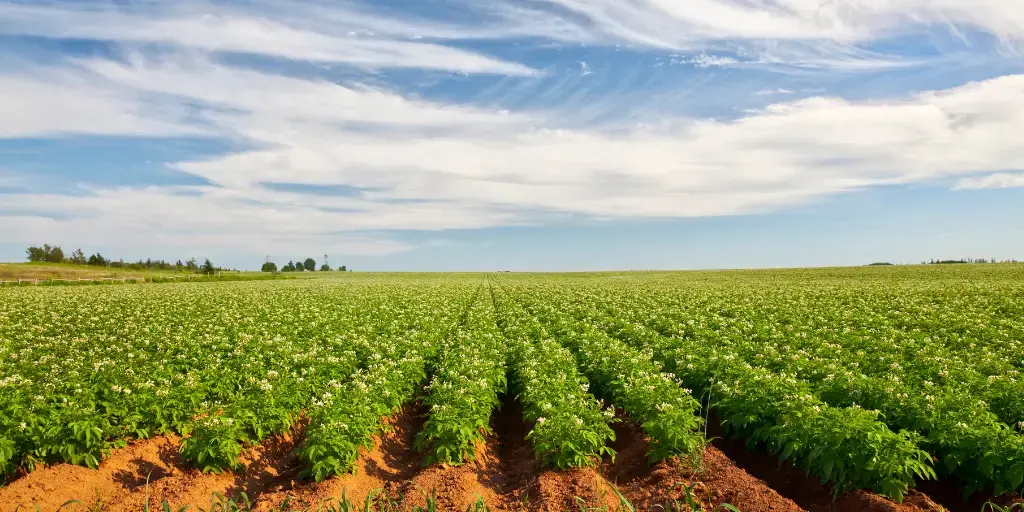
xmin=1 ymin=265 xmax=1023 ymax=511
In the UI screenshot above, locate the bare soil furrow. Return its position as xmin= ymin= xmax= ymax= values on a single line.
xmin=705 ymin=412 xmax=945 ymax=512
xmin=605 ymin=417 xmax=804 ymax=512
xmin=254 ymin=403 xmax=428 ymax=510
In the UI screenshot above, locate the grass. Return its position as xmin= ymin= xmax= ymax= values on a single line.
xmin=0 ymin=262 xmax=286 ymax=286
xmin=0 ymin=262 xmax=195 ymax=281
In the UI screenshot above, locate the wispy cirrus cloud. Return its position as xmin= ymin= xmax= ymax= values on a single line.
xmin=0 ymin=71 xmax=204 ymax=138
xmin=5 ymin=53 xmax=1024 ymax=224
xmin=753 ymin=88 xmax=795 ymax=96
xmin=520 ymin=0 xmax=1024 ymax=44
xmin=953 ymin=173 xmax=1024 ymax=189
xmin=488 ymin=0 xmax=1024 ymax=69
xmin=0 ymin=1 xmax=539 ymax=76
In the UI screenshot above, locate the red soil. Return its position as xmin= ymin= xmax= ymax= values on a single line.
xmin=5 ymin=403 xmax=1012 ymax=512
xmin=705 ymin=412 xmax=946 ymax=512
xmin=0 ymin=435 xmax=188 ymax=512
xmin=400 ymin=400 xmax=621 ymax=512
xmin=606 ymin=419 xmax=803 ymax=512
xmin=253 ymin=405 xmax=428 ymax=510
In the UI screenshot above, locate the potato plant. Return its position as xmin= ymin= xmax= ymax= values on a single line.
xmin=2 ymin=265 xmax=1023 ymax=504
xmin=616 ymin=282 xmax=1024 ymax=496
xmin=490 ymin=285 xmax=616 ymax=468
xmin=509 ymin=288 xmax=705 ymax=463
xmin=0 ymin=280 xmax=467 ymax=477
xmin=498 ymin=281 xmax=936 ymax=501
xmin=298 ymin=288 xmax=471 ymax=480
xmin=414 ymin=290 xmax=507 ymax=465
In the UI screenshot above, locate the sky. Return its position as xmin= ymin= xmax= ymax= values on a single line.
xmin=0 ymin=0 xmax=1023 ymax=271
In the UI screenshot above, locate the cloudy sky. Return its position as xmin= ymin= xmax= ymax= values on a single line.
xmin=1 ymin=0 xmax=1022 ymax=271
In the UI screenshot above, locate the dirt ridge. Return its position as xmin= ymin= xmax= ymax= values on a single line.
xmin=8 ymin=402 xmax=1013 ymax=512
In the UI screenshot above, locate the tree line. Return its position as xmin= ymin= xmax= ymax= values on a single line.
xmin=260 ymin=258 xmax=349 ymax=273
xmin=25 ymin=244 xmax=223 ymax=274
xmin=923 ymin=258 xmax=1020 ymax=264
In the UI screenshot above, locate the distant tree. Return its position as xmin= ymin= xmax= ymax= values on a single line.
xmin=26 ymin=246 xmax=45 ymax=262
xmin=69 ymin=248 xmax=86 ymax=265
xmin=261 ymin=261 xmax=279 ymax=273
xmin=282 ymin=261 xmax=296 ymax=272
xmin=338 ymin=265 xmax=347 ymax=272
xmin=47 ymin=245 xmax=65 ymax=263
xmin=186 ymin=258 xmax=198 ymax=271
xmin=87 ymin=253 xmax=107 ymax=266
xmin=320 ymin=263 xmax=331 ymax=272
xmin=303 ymin=258 xmax=316 ymax=272
xmin=201 ymin=259 xmax=216 ymax=275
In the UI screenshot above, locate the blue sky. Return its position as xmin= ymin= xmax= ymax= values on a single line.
xmin=0 ymin=0 xmax=1023 ymax=271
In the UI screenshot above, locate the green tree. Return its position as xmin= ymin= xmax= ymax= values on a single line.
xmin=338 ymin=265 xmax=347 ymax=272
xmin=46 ymin=245 xmax=65 ymax=263
xmin=201 ymin=259 xmax=216 ymax=275
xmin=303 ymin=258 xmax=316 ymax=272
xmin=320 ymin=263 xmax=331 ymax=272
xmin=69 ymin=249 xmax=86 ymax=265
xmin=282 ymin=261 xmax=296 ymax=272
xmin=26 ymin=246 xmax=45 ymax=262
xmin=261 ymin=261 xmax=278 ymax=272
xmin=26 ymin=244 xmax=66 ymax=263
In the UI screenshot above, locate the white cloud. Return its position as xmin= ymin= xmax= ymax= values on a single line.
xmin=0 ymin=53 xmax=531 ymax=139
xmin=0 ymin=72 xmax=202 ymax=138
xmin=6 ymin=56 xmax=1024 ymax=231
xmin=80 ymin=55 xmax=535 ymax=129
xmin=165 ymin=69 xmax=1024 ymax=220
xmin=953 ymin=173 xmax=1024 ymax=189
xmin=489 ymin=0 xmax=1024 ymax=68
xmin=0 ymin=213 xmax=413 ymax=264
xmin=684 ymin=53 xmax=740 ymax=68
xmin=522 ymin=0 xmax=1024 ymax=45
xmin=753 ymin=88 xmax=795 ymax=96
xmin=5 ymin=0 xmax=1020 ymax=74
xmin=0 ymin=1 xmax=538 ymax=76
xmin=0 ymin=186 xmax=451 ymax=260
xmin=2 ymin=0 xmax=1024 ymax=263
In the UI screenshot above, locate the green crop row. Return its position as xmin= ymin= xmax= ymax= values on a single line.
xmin=299 ymin=288 xmax=473 ymax=480
xmin=500 ymin=281 xmax=936 ymax=502
xmin=499 ymin=284 xmax=705 ymax=464
xmin=631 ymin=292 xmax=1024 ymax=496
xmin=3 ymin=267 xmax=1023 ymax=506
xmin=414 ymin=288 xmax=507 ymax=465
xmin=0 ymin=279 xmax=476 ymax=479
xmin=489 ymin=283 xmax=616 ymax=468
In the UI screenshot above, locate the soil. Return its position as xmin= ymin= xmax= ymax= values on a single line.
xmin=605 ymin=418 xmax=803 ymax=512
xmin=704 ymin=411 xmax=946 ymax=512
xmin=252 ymin=405 xmax=428 ymax=510
xmin=399 ymin=398 xmax=622 ymax=512
xmin=2 ymin=402 xmax=1020 ymax=512
xmin=916 ymin=478 xmax=1024 ymax=512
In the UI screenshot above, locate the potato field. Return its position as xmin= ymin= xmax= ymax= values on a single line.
xmin=1 ymin=266 xmax=1023 ymax=512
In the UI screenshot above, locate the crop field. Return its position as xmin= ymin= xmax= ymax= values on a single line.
xmin=1 ymin=266 xmax=1023 ymax=512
